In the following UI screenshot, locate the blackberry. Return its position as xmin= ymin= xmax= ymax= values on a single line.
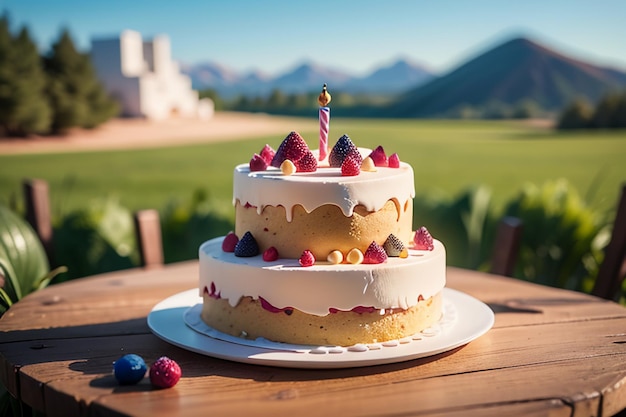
xmin=234 ymin=231 xmax=259 ymax=257
xmin=329 ymin=134 xmax=361 ymax=167
xmin=383 ymin=234 xmax=406 ymax=257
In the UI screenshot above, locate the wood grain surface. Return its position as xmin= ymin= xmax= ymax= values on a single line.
xmin=1 ymin=262 xmax=625 ymax=417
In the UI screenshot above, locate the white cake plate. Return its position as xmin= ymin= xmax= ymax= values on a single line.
xmin=147 ymin=288 xmax=494 ymax=369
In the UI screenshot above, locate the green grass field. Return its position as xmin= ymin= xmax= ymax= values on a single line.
xmin=1 ymin=117 xmax=625 ymax=224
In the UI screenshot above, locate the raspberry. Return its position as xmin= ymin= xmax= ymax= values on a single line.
xmin=113 ymin=354 xmax=147 ymax=385
xmin=271 ymin=131 xmax=309 ymax=168
xmin=263 ymin=246 xmax=279 ymax=261
xmin=329 ymin=134 xmax=361 ymax=167
xmin=368 ymin=146 xmax=388 ymax=167
xmin=234 ymin=231 xmax=259 ymax=257
xmin=341 ymin=153 xmax=361 ymax=176
xmin=383 ymin=234 xmax=406 ymax=257
xmin=414 ymin=226 xmax=434 ymax=251
xmin=149 ymin=356 xmax=181 ymax=389
xmin=388 ymin=153 xmax=400 ymax=168
xmin=299 ymin=250 xmax=315 ymax=267
xmin=363 ymin=241 xmax=388 ymax=264
xmin=222 ymin=232 xmax=239 ymax=252
xmin=259 ymin=144 xmax=276 ymax=165
xmin=249 ymin=153 xmax=268 ymax=172
xmin=294 ymin=150 xmax=318 ymax=172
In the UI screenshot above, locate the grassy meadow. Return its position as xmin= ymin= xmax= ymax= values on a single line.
xmin=1 ymin=117 xmax=625 ymax=225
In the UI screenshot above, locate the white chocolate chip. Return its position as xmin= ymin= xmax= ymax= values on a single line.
xmin=280 ymin=159 xmax=296 ymax=175
xmin=326 ymin=250 xmax=344 ymax=264
xmin=346 ymin=248 xmax=364 ymax=264
xmin=361 ymin=156 xmax=377 ymax=172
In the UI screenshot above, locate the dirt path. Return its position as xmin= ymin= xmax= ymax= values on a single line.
xmin=0 ymin=112 xmax=317 ymax=155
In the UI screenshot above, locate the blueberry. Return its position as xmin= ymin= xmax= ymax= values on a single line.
xmin=113 ymin=354 xmax=147 ymax=385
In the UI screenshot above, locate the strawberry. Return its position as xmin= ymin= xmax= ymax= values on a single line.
xmin=149 ymin=356 xmax=181 ymax=389
xmin=363 ymin=241 xmax=388 ymax=264
xmin=299 ymin=250 xmax=315 ymax=267
xmin=262 ymin=246 xmax=279 ymax=262
xmin=234 ymin=231 xmax=259 ymax=257
xmin=388 ymin=153 xmax=400 ymax=168
xmin=368 ymin=145 xmax=388 ymax=167
xmin=249 ymin=153 xmax=268 ymax=172
xmin=341 ymin=153 xmax=361 ymax=176
xmin=294 ymin=150 xmax=318 ymax=172
xmin=222 ymin=232 xmax=239 ymax=252
xmin=383 ymin=234 xmax=406 ymax=257
xmin=271 ymin=131 xmax=309 ymax=168
xmin=329 ymin=134 xmax=361 ymax=167
xmin=414 ymin=226 xmax=434 ymax=251
xmin=259 ymin=144 xmax=275 ymax=165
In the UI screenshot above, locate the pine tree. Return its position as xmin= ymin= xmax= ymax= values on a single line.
xmin=44 ymin=28 xmax=118 ymax=133
xmin=590 ymin=93 xmax=620 ymax=129
xmin=612 ymin=91 xmax=626 ymax=128
xmin=0 ymin=14 xmax=15 ymax=136
xmin=9 ymin=26 xmax=52 ymax=135
xmin=0 ymin=14 xmax=51 ymax=137
xmin=557 ymin=98 xmax=592 ymax=130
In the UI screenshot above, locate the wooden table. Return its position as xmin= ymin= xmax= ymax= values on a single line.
xmin=1 ymin=262 xmax=626 ymax=417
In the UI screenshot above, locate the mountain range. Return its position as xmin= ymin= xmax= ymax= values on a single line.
xmin=385 ymin=37 xmax=626 ymax=117
xmin=182 ymin=36 xmax=626 ymax=117
xmin=181 ymin=58 xmax=435 ymax=98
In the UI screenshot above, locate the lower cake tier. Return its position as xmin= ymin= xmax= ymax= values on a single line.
xmin=198 ymin=236 xmax=446 ymax=346
xmin=201 ymin=292 xmax=442 ymax=346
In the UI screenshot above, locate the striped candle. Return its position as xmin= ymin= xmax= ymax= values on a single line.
xmin=319 ymin=106 xmax=330 ymax=161
xmin=317 ymin=84 xmax=331 ymax=161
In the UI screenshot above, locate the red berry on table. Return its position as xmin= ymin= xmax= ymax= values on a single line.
xmin=222 ymin=232 xmax=239 ymax=252
xmin=329 ymin=134 xmax=361 ymax=167
xmin=368 ymin=145 xmax=388 ymax=167
xmin=259 ymin=144 xmax=276 ymax=165
xmin=149 ymin=356 xmax=181 ymax=389
xmin=414 ymin=226 xmax=434 ymax=251
xmin=363 ymin=241 xmax=388 ymax=264
xmin=299 ymin=250 xmax=315 ymax=267
xmin=388 ymin=153 xmax=400 ymax=168
xmin=341 ymin=153 xmax=361 ymax=176
xmin=249 ymin=153 xmax=268 ymax=172
xmin=263 ymin=246 xmax=279 ymax=261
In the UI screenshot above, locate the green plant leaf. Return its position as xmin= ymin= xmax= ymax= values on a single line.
xmin=0 ymin=204 xmax=49 ymax=304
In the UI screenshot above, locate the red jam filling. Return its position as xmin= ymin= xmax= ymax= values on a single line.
xmin=204 ymin=282 xmax=221 ymax=299
xmin=206 ymin=284 xmax=425 ymax=315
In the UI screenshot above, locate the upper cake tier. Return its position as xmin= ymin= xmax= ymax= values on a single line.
xmin=233 ymin=148 xmax=416 ymax=259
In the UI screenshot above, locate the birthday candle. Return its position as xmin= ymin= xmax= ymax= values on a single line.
xmin=318 ymin=84 xmax=331 ymax=161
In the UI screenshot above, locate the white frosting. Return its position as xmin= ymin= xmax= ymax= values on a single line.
xmin=233 ymin=150 xmax=415 ymax=221
xmin=199 ymin=237 xmax=446 ymax=316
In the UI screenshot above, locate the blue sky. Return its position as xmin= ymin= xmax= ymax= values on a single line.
xmin=2 ymin=0 xmax=625 ymax=76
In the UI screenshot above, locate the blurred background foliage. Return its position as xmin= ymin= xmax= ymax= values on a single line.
xmin=2 ymin=177 xmax=622 ymax=316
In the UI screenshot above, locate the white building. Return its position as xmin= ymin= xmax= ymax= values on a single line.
xmin=91 ymin=30 xmax=213 ymax=120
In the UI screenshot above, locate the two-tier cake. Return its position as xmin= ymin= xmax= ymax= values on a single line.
xmin=198 ymin=132 xmax=446 ymax=346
